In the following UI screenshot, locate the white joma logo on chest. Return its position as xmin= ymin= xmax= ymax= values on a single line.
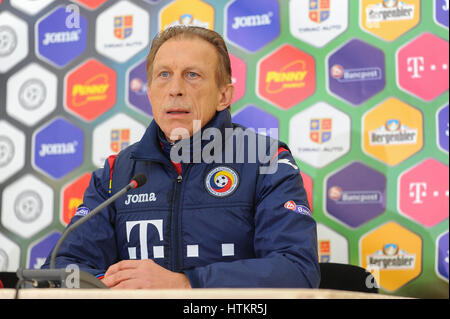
xmin=125 ymin=193 xmax=157 ymax=205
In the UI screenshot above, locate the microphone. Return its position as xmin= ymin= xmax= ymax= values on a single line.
xmin=16 ymin=173 xmax=147 ymax=290
xmin=50 ymin=173 xmax=147 ymax=269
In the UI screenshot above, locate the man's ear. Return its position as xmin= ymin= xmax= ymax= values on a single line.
xmin=217 ymin=83 xmax=235 ymax=112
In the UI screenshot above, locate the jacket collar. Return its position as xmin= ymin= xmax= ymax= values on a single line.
xmin=130 ymin=109 xmax=233 ymax=163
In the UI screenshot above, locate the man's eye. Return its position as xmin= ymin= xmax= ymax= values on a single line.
xmin=160 ymin=71 xmax=169 ymax=78
xmin=187 ymin=72 xmax=198 ymax=78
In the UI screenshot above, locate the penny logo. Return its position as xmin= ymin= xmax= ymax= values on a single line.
xmin=265 ymin=60 xmax=308 ymax=93
xmin=258 ymin=44 xmax=315 ymax=109
xmin=65 ymin=59 xmax=116 ymax=122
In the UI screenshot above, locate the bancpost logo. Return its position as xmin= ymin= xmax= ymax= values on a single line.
xmin=96 ymin=1 xmax=149 ymax=63
xmin=258 ymin=44 xmax=315 ymax=109
xmin=36 ymin=6 xmax=87 ymax=68
xmin=160 ymin=0 xmax=214 ymax=31
xmin=289 ymin=102 xmax=350 ymax=168
xmin=61 ymin=173 xmax=91 ymax=226
xmin=33 ymin=118 xmax=84 ymax=180
xmin=363 ymin=98 xmax=423 ymax=166
xmin=360 ymin=222 xmax=422 ymax=292
xmin=361 ymin=0 xmax=421 ymax=41
xmin=325 ymin=162 xmax=386 ymax=229
xmin=327 ymin=39 xmax=385 ymax=106
xmin=127 ymin=59 xmax=152 ymax=117
xmin=290 ymin=0 xmax=348 ymax=48
xmin=225 ymin=0 xmax=280 ymax=53
xmin=65 ymin=59 xmax=117 ymax=122
xmin=437 ymin=104 xmax=449 ymax=153
xmin=436 ymin=232 xmax=449 ymax=282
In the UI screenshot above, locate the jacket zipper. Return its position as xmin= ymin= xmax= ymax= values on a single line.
xmin=169 ymin=164 xmax=190 ymax=272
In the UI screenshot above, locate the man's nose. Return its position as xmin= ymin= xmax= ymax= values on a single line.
xmin=168 ymin=74 xmax=185 ymax=97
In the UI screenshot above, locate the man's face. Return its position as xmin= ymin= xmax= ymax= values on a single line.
xmin=148 ymin=37 xmax=234 ymax=142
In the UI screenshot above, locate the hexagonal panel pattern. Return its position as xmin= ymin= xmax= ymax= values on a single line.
xmin=27 ymin=231 xmax=60 ymax=269
xmin=317 ymin=223 xmax=349 ymax=264
xmin=437 ymin=104 xmax=449 ymax=153
xmin=1 ymin=174 xmax=53 ymax=239
xmin=92 ymin=113 xmax=146 ymax=167
xmin=159 ymin=0 xmax=214 ymax=30
xmin=398 ymin=158 xmax=449 ymax=227
xmin=96 ymin=0 xmax=149 ymax=63
xmin=289 ymin=102 xmax=351 ymax=168
xmin=60 ymin=172 xmax=91 ymax=226
xmin=6 ymin=63 xmax=57 ymax=127
xmin=230 ymin=53 xmax=247 ymax=104
xmin=0 ymin=120 xmax=26 ymax=184
xmin=360 ymin=0 xmax=421 ymax=42
xmin=360 ymin=222 xmax=422 ymax=292
xmin=362 ymin=98 xmax=423 ymax=166
xmin=65 ymin=59 xmax=117 ymax=122
xmin=225 ymin=0 xmax=280 ymax=53
xmin=325 ymin=161 xmax=386 ymax=228
xmin=232 ymin=105 xmax=279 ymax=139
xmin=11 ymin=0 xmax=55 ymax=15
xmin=397 ymin=33 xmax=449 ymax=101
xmin=436 ymin=231 xmax=449 ymax=282
xmin=257 ymin=44 xmax=316 ymax=109
xmin=0 ymin=11 xmax=28 ymax=73
xmin=435 ymin=0 xmax=449 ymax=28
xmin=327 ymin=38 xmax=385 ymax=106
xmin=72 ymin=0 xmax=107 ymax=10
xmin=36 ymin=6 xmax=87 ymax=68
xmin=0 ymin=232 xmax=20 ymax=272
xmin=126 ymin=58 xmax=152 ymax=118
xmin=289 ymin=0 xmax=348 ymax=48
xmin=33 ymin=118 xmax=84 ymax=180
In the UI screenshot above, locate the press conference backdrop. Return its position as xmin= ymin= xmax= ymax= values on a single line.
xmin=0 ymin=0 xmax=448 ymax=298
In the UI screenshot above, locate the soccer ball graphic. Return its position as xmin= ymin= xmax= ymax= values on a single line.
xmin=215 ymin=175 xmax=229 ymax=188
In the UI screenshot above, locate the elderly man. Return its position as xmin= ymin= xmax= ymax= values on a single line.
xmin=42 ymin=26 xmax=320 ymax=289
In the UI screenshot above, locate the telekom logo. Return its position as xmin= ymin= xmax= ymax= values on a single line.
xmin=399 ymin=159 xmax=449 ymax=227
xmin=126 ymin=220 xmax=164 ymax=260
xmin=407 ymin=56 xmax=448 ymax=79
xmin=409 ymin=181 xmax=449 ymax=205
xmin=397 ymin=33 xmax=449 ymax=101
xmin=409 ymin=182 xmax=427 ymax=204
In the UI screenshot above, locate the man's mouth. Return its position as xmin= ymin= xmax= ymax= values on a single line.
xmin=166 ymin=108 xmax=190 ymax=115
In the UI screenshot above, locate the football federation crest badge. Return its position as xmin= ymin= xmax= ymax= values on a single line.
xmin=110 ymin=128 xmax=130 ymax=153
xmin=205 ymin=166 xmax=239 ymax=198
xmin=310 ymin=118 xmax=332 ymax=144
xmin=114 ymin=15 xmax=133 ymax=40
xmin=309 ymin=0 xmax=330 ymax=23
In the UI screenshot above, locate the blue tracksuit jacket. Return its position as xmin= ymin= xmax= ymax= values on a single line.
xmin=42 ymin=109 xmax=320 ymax=288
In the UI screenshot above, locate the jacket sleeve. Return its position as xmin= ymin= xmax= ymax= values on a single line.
xmin=184 ymin=148 xmax=320 ymax=288
xmin=41 ymin=159 xmax=118 ymax=277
